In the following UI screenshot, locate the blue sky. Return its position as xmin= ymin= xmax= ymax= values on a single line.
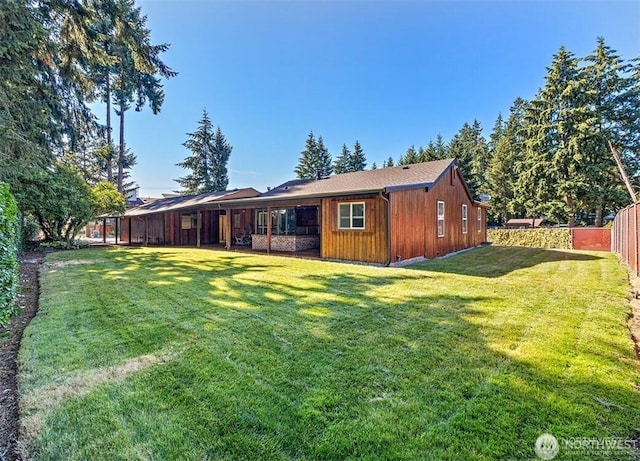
xmin=121 ymin=0 xmax=640 ymax=197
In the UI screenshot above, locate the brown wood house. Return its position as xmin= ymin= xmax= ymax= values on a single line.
xmin=120 ymin=188 xmax=260 ymax=246
xmin=121 ymin=158 xmax=487 ymax=264
xmin=215 ymin=158 xmax=488 ymax=264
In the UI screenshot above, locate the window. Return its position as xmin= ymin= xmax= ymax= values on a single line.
xmin=181 ymin=213 xmax=200 ymax=230
xmin=256 ymin=210 xmax=268 ymax=234
xmin=338 ymin=202 xmax=365 ymax=230
xmin=437 ymin=201 xmax=445 ymax=238
xmin=477 ymin=207 xmax=482 ymax=232
xmin=462 ymin=204 xmax=468 ymax=234
xmin=273 ymin=208 xmax=297 ymax=235
xmin=181 ymin=214 xmax=192 ymax=230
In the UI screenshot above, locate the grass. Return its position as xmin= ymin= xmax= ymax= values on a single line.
xmin=19 ymin=246 xmax=640 ymax=460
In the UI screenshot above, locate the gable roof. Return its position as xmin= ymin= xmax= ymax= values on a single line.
xmin=225 ymin=158 xmax=457 ymax=205
xmin=124 ymin=187 xmax=260 ymax=217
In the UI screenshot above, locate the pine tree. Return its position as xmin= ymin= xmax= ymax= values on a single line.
xmin=516 ymin=47 xmax=590 ymax=226
xmin=350 ymin=140 xmax=367 ymax=171
xmin=487 ymin=98 xmax=528 ymax=224
xmin=448 ymin=121 xmax=488 ymax=197
xmin=400 ymin=146 xmax=419 ymax=165
xmin=294 ymin=132 xmax=332 ymax=178
xmin=371 ymin=162 xmax=378 ymax=170
xmin=421 ymin=141 xmax=438 ymax=162
xmin=316 ymin=136 xmax=333 ymax=177
xmin=382 ymin=156 xmax=395 ymax=168
xmin=488 ymin=113 xmax=505 ymax=155
xmin=583 ymin=37 xmax=638 ymax=225
xmin=175 ymin=110 xmax=231 ymax=194
xmin=333 ymin=144 xmax=351 ymax=174
xmin=210 ymin=126 xmax=231 ymax=191
xmin=434 ymin=134 xmax=449 ymax=159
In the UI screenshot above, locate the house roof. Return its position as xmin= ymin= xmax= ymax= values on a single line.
xmin=123 ymin=187 xmax=260 ymax=217
xmin=220 ymin=158 xmax=459 ymax=207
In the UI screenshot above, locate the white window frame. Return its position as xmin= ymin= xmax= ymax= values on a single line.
xmin=437 ymin=200 xmax=445 ymax=238
xmin=338 ymin=202 xmax=365 ymax=230
xmin=256 ymin=210 xmax=268 ymax=235
xmin=477 ymin=207 xmax=482 ymax=232
xmin=462 ymin=204 xmax=468 ymax=234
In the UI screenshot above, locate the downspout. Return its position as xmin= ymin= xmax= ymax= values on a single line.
xmin=380 ymin=192 xmax=391 ymax=266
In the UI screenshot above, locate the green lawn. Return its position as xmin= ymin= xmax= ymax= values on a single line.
xmin=19 ymin=246 xmax=640 ymax=460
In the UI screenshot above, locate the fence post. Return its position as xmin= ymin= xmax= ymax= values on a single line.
xmin=633 ymin=202 xmax=640 ymax=276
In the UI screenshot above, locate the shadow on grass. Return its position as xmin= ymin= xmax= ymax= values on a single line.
xmin=23 ymin=246 xmax=639 ymax=461
xmin=406 ymin=245 xmax=606 ymax=278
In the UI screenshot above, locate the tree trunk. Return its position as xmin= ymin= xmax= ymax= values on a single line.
xmin=118 ymin=101 xmax=125 ymax=193
xmin=106 ymin=71 xmax=113 ymax=183
xmin=567 ymin=194 xmax=575 ymax=227
xmin=595 ymin=202 xmax=603 ymax=227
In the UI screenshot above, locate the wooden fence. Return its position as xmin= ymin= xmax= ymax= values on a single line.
xmin=612 ymin=203 xmax=640 ymax=276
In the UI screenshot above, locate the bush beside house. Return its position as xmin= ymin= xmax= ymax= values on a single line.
xmin=0 ymin=182 xmax=20 ymax=325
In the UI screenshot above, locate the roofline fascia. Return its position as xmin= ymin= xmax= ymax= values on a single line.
xmin=383 ymin=182 xmax=433 ymax=193
xmin=215 ymin=189 xmax=384 ymax=208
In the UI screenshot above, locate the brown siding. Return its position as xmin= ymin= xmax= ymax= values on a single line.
xmin=120 ymin=218 xmax=130 ymax=243
xmin=390 ymin=166 xmax=487 ymax=261
xmin=320 ymin=195 xmax=388 ymax=264
xmin=162 ymin=209 xmax=223 ymax=245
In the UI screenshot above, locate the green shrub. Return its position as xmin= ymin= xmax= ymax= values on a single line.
xmin=487 ymin=228 xmax=572 ymax=249
xmin=40 ymin=238 xmax=90 ymax=250
xmin=0 ymin=182 xmax=20 ymax=325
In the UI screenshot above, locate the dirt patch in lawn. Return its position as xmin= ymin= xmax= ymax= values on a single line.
xmin=0 ymin=252 xmax=43 ymax=461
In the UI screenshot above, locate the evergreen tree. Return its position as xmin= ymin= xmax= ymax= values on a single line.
xmin=421 ymin=141 xmax=438 ymax=162
xmin=109 ymin=0 xmax=176 ymax=192
xmin=371 ymin=162 xmax=378 ymax=170
xmin=448 ymin=121 xmax=488 ymax=197
xmin=488 ymin=113 xmax=505 ymax=155
xmin=400 ymin=145 xmax=419 ymax=165
xmin=211 ymin=126 xmax=231 ymax=191
xmin=516 ymin=47 xmax=591 ymax=226
xmin=434 ymin=134 xmax=449 ymax=159
xmin=382 ymin=156 xmax=395 ymax=168
xmin=316 ymin=136 xmax=333 ymax=177
xmin=486 ymin=98 xmax=528 ymax=224
xmin=350 ymin=140 xmax=367 ymax=171
xmin=583 ymin=37 xmax=639 ymax=225
xmin=294 ymin=132 xmax=332 ymax=178
xmin=333 ymin=144 xmax=351 ymax=174
xmin=176 ymin=110 xmax=231 ymax=194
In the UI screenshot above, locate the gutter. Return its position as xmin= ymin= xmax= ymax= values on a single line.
xmin=380 ymin=192 xmax=391 ymax=266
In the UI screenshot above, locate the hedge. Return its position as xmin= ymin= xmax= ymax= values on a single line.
xmin=0 ymin=182 xmax=20 ymax=325
xmin=487 ymin=228 xmax=572 ymax=250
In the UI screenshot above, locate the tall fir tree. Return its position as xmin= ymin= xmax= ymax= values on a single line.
xmin=400 ymin=145 xmax=420 ymax=165
xmin=583 ymin=37 xmax=639 ymax=225
xmin=448 ymin=121 xmax=488 ymax=198
xmin=294 ymin=132 xmax=332 ymax=178
xmin=382 ymin=156 xmax=395 ymax=168
xmin=350 ymin=140 xmax=367 ymax=171
xmin=516 ymin=47 xmax=591 ymax=226
xmin=434 ymin=134 xmax=449 ymax=159
xmin=175 ymin=110 xmax=231 ymax=194
xmin=333 ymin=144 xmax=351 ymax=174
xmin=421 ymin=141 xmax=438 ymax=162
xmin=486 ymin=98 xmax=528 ymax=224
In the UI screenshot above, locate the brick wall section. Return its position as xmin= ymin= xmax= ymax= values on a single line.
xmin=251 ymin=234 xmax=320 ymax=252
